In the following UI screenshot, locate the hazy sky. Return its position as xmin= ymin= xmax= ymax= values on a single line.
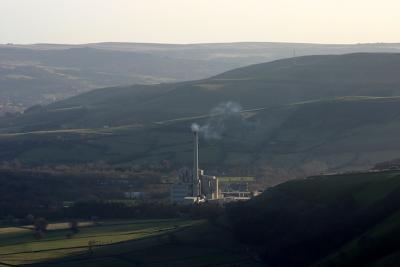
xmin=1 ymin=0 xmax=399 ymax=44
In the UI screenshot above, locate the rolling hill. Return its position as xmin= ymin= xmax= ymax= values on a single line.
xmin=2 ymin=42 xmax=400 ymax=115
xmin=4 ymin=52 xmax=400 ymax=129
xmin=0 ymin=96 xmax=399 ymax=176
xmin=227 ymin=170 xmax=400 ymax=267
xmin=0 ymin=46 xmax=234 ymax=115
xmin=1 ymin=53 xmax=400 ymax=178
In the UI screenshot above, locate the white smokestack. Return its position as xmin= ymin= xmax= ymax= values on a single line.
xmin=192 ymin=127 xmax=200 ymax=197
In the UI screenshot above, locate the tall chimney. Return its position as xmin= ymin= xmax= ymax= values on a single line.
xmin=193 ymin=130 xmax=200 ymax=197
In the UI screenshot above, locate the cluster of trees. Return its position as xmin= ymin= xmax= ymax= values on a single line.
xmin=0 ymin=166 xmax=170 ymax=220
xmin=64 ymin=201 xmax=224 ymax=220
xmin=2 ymin=201 xmax=223 ymax=241
xmin=24 ymin=215 xmax=79 ymax=239
xmin=33 ymin=217 xmax=48 ymax=239
xmin=0 ymin=161 xmax=169 ymax=179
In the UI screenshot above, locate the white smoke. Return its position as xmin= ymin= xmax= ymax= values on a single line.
xmin=212 ymin=101 xmax=242 ymax=114
xmin=191 ymin=101 xmax=243 ymax=139
xmin=191 ymin=123 xmax=200 ymax=132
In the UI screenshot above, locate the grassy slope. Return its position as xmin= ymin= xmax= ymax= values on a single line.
xmin=227 ymin=170 xmax=400 ymax=267
xmin=0 ymin=45 xmax=243 ymax=109
xmin=0 ymin=219 xmax=195 ymax=265
xmin=314 ymin=210 xmax=400 ymax=267
xmin=3 ymin=53 xmax=400 ymax=130
xmin=2 ymin=96 xmax=400 ymax=174
xmin=2 ymin=53 xmax=400 ymax=172
xmin=0 ymin=219 xmax=262 ymax=267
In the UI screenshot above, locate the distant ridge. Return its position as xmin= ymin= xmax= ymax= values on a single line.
xmin=1 ymin=42 xmax=400 ymax=114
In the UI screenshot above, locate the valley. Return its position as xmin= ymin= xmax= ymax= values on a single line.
xmin=3 ymin=1 xmax=400 ymax=266
xmin=2 ymin=48 xmax=400 ymax=267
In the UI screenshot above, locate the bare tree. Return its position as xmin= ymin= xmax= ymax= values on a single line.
xmin=33 ymin=217 xmax=48 ymax=239
xmin=69 ymin=219 xmax=79 ymax=234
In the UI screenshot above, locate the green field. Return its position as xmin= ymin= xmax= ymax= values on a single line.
xmin=0 ymin=219 xmax=193 ymax=265
xmin=0 ymin=219 xmax=262 ymax=267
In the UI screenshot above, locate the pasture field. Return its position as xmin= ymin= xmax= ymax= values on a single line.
xmin=0 ymin=219 xmax=197 ymax=266
xmin=0 ymin=219 xmax=262 ymax=267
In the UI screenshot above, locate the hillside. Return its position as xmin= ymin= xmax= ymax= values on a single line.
xmin=3 ymin=53 xmax=400 ymax=130
xmin=1 ymin=96 xmax=400 ymax=182
xmin=2 ymin=42 xmax=400 ymax=115
xmin=2 ymin=53 xmax=400 ymax=178
xmin=2 ymin=53 xmax=400 ymax=174
xmin=0 ymin=46 xmax=233 ymax=115
xmin=227 ymin=170 xmax=400 ymax=267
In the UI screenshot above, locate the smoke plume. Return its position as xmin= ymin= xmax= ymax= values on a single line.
xmin=191 ymin=123 xmax=200 ymax=132
xmin=191 ymin=101 xmax=243 ymax=139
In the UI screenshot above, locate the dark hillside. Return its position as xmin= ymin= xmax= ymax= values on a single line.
xmin=2 ymin=54 xmax=400 ymax=175
xmin=2 ymin=97 xmax=400 ymax=176
xmin=217 ymin=53 xmax=400 ymax=83
xmin=227 ymin=170 xmax=400 ymax=267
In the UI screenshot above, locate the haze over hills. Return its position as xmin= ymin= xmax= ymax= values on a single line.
xmin=2 ymin=53 xmax=400 ymax=179
xmin=1 ymin=42 xmax=400 ymax=116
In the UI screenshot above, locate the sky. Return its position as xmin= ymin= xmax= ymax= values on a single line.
xmin=1 ymin=0 xmax=399 ymax=44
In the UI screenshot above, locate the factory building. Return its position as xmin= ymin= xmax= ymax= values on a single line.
xmin=170 ymin=127 xmax=253 ymax=204
xmin=170 ymin=128 xmax=220 ymax=203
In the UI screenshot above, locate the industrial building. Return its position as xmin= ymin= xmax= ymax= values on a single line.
xmin=170 ymin=127 xmax=254 ymax=204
